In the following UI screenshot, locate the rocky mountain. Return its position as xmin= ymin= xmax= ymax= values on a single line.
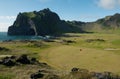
xmin=8 ymin=8 xmax=85 ymax=36
xmin=79 ymin=13 xmax=120 ymax=32
xmin=96 ymin=13 xmax=120 ymax=28
xmin=8 ymin=8 xmax=120 ymax=36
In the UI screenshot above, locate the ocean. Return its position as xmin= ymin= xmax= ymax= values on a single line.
xmin=0 ymin=32 xmax=43 ymax=41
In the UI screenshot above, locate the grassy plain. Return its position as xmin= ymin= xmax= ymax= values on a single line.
xmin=0 ymin=33 xmax=120 ymax=79
xmin=39 ymin=33 xmax=120 ymax=74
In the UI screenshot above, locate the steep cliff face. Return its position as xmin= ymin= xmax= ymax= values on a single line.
xmin=8 ymin=13 xmax=35 ymax=35
xmin=8 ymin=8 xmax=60 ymax=36
xmin=8 ymin=8 xmax=84 ymax=36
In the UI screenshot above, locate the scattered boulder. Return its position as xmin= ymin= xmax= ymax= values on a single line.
xmin=30 ymin=72 xmax=44 ymax=79
xmin=64 ymin=40 xmax=76 ymax=43
xmin=31 ymin=58 xmax=37 ymax=62
xmin=30 ymin=57 xmax=39 ymax=64
xmin=0 ymin=60 xmax=3 ymax=64
xmin=43 ymin=39 xmax=55 ymax=42
xmin=45 ymin=74 xmax=60 ymax=79
xmin=2 ymin=39 xmax=13 ymax=42
xmin=61 ymin=40 xmax=76 ymax=45
xmin=38 ymin=69 xmax=50 ymax=73
xmin=16 ymin=54 xmax=30 ymax=64
xmin=71 ymin=68 xmax=120 ymax=79
xmin=71 ymin=68 xmax=80 ymax=72
xmin=41 ymin=63 xmax=48 ymax=65
xmin=19 ymin=40 xmax=36 ymax=43
xmin=10 ymin=55 xmax=16 ymax=59
xmin=0 ymin=47 xmax=10 ymax=51
xmin=3 ymin=59 xmax=16 ymax=66
xmin=30 ymin=69 xmax=60 ymax=79
xmin=94 ymin=73 xmax=105 ymax=79
xmin=0 ymin=54 xmax=45 ymax=66
xmin=1 ymin=56 xmax=16 ymax=66
xmin=86 ymin=39 xmax=105 ymax=43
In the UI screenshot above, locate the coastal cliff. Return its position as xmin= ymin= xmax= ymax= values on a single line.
xmin=8 ymin=8 xmax=84 ymax=36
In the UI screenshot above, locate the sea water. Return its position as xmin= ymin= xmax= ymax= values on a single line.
xmin=0 ymin=32 xmax=44 ymax=41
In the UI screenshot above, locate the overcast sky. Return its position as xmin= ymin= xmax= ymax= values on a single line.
xmin=0 ymin=0 xmax=120 ymax=32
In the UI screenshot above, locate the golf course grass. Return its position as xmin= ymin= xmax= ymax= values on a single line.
xmin=0 ymin=33 xmax=120 ymax=79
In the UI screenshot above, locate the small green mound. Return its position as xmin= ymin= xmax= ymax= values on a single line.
xmin=0 ymin=47 xmax=10 ymax=51
xmin=0 ymin=74 xmax=14 ymax=79
xmin=112 ymin=40 xmax=120 ymax=46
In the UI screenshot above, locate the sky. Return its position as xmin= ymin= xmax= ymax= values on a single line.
xmin=0 ymin=0 xmax=120 ymax=32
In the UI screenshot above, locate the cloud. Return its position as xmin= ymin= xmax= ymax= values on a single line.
xmin=79 ymin=14 xmax=101 ymax=22
xmin=0 ymin=16 xmax=16 ymax=20
xmin=97 ymin=0 xmax=120 ymax=10
xmin=0 ymin=23 xmax=12 ymax=32
xmin=0 ymin=16 xmax=16 ymax=32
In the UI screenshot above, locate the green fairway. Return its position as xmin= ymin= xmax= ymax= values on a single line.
xmin=39 ymin=33 xmax=120 ymax=74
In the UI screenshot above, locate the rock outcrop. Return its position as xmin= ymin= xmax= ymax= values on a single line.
xmin=8 ymin=8 xmax=84 ymax=36
xmin=0 ymin=54 xmax=49 ymax=67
